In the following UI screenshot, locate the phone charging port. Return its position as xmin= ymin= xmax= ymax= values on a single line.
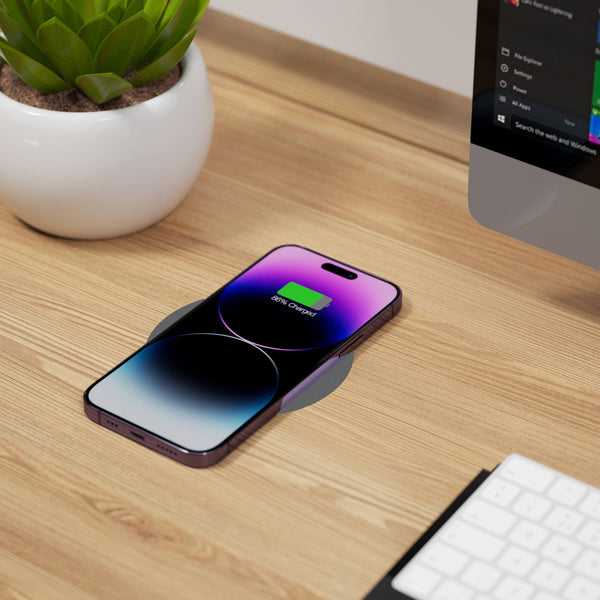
xmin=130 ymin=431 xmax=145 ymax=441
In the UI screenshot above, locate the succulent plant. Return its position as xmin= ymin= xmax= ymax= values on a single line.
xmin=0 ymin=0 xmax=209 ymax=104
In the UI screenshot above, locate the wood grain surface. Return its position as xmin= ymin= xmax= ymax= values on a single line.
xmin=1 ymin=9 xmax=599 ymax=600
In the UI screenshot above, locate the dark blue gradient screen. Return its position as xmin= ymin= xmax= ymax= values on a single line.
xmin=89 ymin=334 xmax=279 ymax=451
xmin=87 ymin=246 xmax=398 ymax=452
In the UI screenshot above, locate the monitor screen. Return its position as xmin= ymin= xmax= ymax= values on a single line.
xmin=469 ymin=0 xmax=600 ymax=270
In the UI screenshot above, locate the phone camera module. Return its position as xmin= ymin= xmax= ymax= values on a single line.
xmin=321 ymin=263 xmax=358 ymax=279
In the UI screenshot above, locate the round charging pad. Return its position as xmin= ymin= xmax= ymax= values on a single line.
xmin=147 ymin=300 xmax=354 ymax=413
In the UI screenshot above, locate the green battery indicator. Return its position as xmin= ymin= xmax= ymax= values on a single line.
xmin=278 ymin=282 xmax=332 ymax=310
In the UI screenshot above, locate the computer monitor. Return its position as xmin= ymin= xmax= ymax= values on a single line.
xmin=469 ymin=0 xmax=600 ymax=271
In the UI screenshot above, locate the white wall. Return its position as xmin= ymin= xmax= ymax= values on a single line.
xmin=209 ymin=0 xmax=478 ymax=98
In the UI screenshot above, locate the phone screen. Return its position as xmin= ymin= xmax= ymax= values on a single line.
xmin=85 ymin=246 xmax=400 ymax=456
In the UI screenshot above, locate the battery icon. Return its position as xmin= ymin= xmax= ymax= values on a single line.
xmin=277 ymin=282 xmax=332 ymax=310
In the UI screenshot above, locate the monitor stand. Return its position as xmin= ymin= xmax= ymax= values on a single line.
xmin=147 ymin=300 xmax=354 ymax=413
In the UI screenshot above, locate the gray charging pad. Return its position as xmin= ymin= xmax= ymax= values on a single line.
xmin=147 ymin=300 xmax=354 ymax=413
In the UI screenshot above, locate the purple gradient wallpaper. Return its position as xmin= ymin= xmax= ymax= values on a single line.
xmin=218 ymin=245 xmax=398 ymax=350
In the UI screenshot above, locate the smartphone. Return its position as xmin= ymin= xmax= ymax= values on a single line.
xmin=84 ymin=245 xmax=402 ymax=467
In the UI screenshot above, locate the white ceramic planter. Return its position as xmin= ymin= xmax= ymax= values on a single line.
xmin=0 ymin=44 xmax=214 ymax=239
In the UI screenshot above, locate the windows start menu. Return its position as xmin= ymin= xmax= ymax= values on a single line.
xmin=495 ymin=0 xmax=600 ymax=154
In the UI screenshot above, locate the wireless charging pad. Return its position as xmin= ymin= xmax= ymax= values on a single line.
xmin=147 ymin=300 xmax=354 ymax=413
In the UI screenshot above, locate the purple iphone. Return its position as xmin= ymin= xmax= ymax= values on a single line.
xmin=84 ymin=246 xmax=402 ymax=467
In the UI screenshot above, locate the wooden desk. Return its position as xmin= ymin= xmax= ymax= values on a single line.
xmin=1 ymin=10 xmax=599 ymax=599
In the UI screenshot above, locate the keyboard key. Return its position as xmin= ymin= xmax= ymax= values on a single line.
xmin=577 ymin=520 xmax=600 ymax=550
xmin=462 ymin=498 xmax=516 ymax=536
xmin=441 ymin=521 xmax=505 ymax=562
xmin=544 ymin=506 xmax=583 ymax=536
xmin=500 ymin=455 xmax=555 ymax=493
xmin=529 ymin=560 xmax=570 ymax=592
xmin=580 ymin=491 xmax=600 ymax=520
xmin=497 ymin=545 xmax=538 ymax=576
xmin=460 ymin=560 xmax=502 ymax=593
xmin=540 ymin=534 xmax=581 ymax=566
xmin=493 ymin=574 xmax=535 ymax=600
xmin=574 ymin=549 xmax=600 ymax=581
xmin=562 ymin=575 xmax=600 ymax=600
xmin=509 ymin=520 xmax=550 ymax=551
xmin=513 ymin=492 xmax=552 ymax=521
xmin=481 ymin=478 xmax=520 ymax=507
xmin=421 ymin=541 xmax=469 ymax=576
xmin=432 ymin=580 xmax=474 ymax=600
xmin=391 ymin=563 xmax=441 ymax=596
xmin=548 ymin=477 xmax=587 ymax=507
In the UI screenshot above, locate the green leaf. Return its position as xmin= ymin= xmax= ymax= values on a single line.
xmin=93 ymin=0 xmax=109 ymax=14
xmin=105 ymin=0 xmax=124 ymax=21
xmin=106 ymin=0 xmax=124 ymax=11
xmin=142 ymin=0 xmax=168 ymax=26
xmin=120 ymin=0 xmax=142 ymax=21
xmin=69 ymin=0 xmax=95 ymax=22
xmin=38 ymin=17 xmax=94 ymax=85
xmin=0 ymin=37 xmax=70 ymax=92
xmin=1 ymin=0 xmax=37 ymax=41
xmin=145 ymin=0 xmax=207 ymax=62
xmin=75 ymin=71 xmax=132 ymax=103
xmin=52 ymin=0 xmax=84 ymax=32
xmin=0 ymin=6 xmax=50 ymax=67
xmin=105 ymin=1 xmax=123 ymax=24
xmin=31 ymin=0 xmax=53 ymax=27
xmin=19 ymin=0 xmax=35 ymax=13
xmin=95 ymin=11 xmax=154 ymax=75
xmin=130 ymin=27 xmax=192 ymax=87
xmin=154 ymin=0 xmax=183 ymax=30
xmin=30 ymin=0 xmax=82 ymax=32
xmin=77 ymin=12 xmax=116 ymax=55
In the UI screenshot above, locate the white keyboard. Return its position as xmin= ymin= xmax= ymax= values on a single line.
xmin=391 ymin=454 xmax=600 ymax=600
